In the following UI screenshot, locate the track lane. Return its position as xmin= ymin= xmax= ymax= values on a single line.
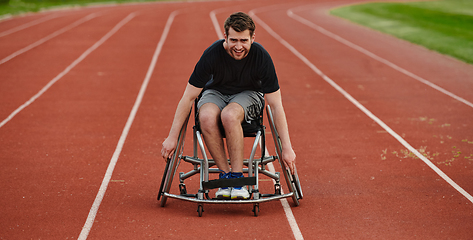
xmin=251 ymin=2 xmax=473 ymax=239
xmin=253 ymin=4 xmax=473 ymax=202
xmin=0 ymin=13 xmax=99 ymax=65
xmin=0 ymin=5 xmax=164 ymax=239
xmin=287 ymin=3 xmax=473 ymax=109
xmin=0 ymin=12 xmax=64 ymax=33
xmin=278 ymin=1 xmax=473 ymax=196
xmin=289 ymin=1 xmax=473 ymax=105
xmin=0 ymin=9 xmax=128 ymax=125
xmin=0 ymin=14 xmax=62 ymax=38
xmin=0 ymin=10 xmax=99 ymax=61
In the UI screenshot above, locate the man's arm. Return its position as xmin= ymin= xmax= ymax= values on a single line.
xmin=265 ymin=89 xmax=296 ymax=173
xmin=161 ymin=83 xmax=202 ymax=160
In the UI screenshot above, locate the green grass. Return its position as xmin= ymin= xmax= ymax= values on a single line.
xmin=0 ymin=0 xmax=169 ymax=17
xmin=330 ymin=0 xmax=473 ymax=65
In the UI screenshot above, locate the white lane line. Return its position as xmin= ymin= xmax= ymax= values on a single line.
xmin=0 ymin=13 xmax=127 ymax=129
xmin=0 ymin=13 xmax=98 ymax=65
xmin=249 ymin=9 xmax=473 ymax=204
xmin=0 ymin=14 xmax=61 ymax=38
xmin=209 ymin=9 xmax=224 ymax=39
xmin=77 ymin=10 xmax=178 ymax=240
xmin=287 ymin=6 xmax=473 ymax=109
xmin=210 ymin=9 xmax=304 ymax=240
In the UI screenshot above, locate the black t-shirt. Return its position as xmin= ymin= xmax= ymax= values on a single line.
xmin=188 ymin=39 xmax=279 ymax=95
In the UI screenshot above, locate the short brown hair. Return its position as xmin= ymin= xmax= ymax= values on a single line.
xmin=224 ymin=12 xmax=255 ymax=37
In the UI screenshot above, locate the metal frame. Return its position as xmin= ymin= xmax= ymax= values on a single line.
xmin=158 ymin=105 xmax=302 ymax=217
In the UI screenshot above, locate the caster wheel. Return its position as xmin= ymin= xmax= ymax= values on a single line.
xmin=197 ymin=204 xmax=204 ymax=217
xmin=252 ymin=204 xmax=260 ymax=217
xmin=274 ymin=183 xmax=281 ymax=195
xmin=179 ymin=183 xmax=187 ymax=195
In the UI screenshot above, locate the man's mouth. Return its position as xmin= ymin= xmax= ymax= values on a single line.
xmin=233 ymin=49 xmax=244 ymax=55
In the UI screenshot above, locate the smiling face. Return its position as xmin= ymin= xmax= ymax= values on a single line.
xmin=223 ymin=27 xmax=255 ymax=60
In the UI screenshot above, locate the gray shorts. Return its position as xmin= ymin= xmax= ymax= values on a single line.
xmin=197 ymin=89 xmax=264 ymax=123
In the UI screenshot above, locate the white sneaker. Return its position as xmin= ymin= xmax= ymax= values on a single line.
xmin=231 ymin=186 xmax=250 ymax=200
xmin=216 ymin=187 xmax=231 ymax=199
xmin=215 ymin=171 xmax=232 ymax=199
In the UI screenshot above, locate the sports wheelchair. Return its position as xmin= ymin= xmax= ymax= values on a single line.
xmin=158 ymin=99 xmax=302 ymax=217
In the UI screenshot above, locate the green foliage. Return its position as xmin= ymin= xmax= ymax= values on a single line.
xmin=0 ymin=0 xmax=166 ymax=17
xmin=330 ymin=0 xmax=473 ymax=64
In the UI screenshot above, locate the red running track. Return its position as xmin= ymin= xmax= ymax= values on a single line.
xmin=1 ymin=0 xmax=472 ymax=239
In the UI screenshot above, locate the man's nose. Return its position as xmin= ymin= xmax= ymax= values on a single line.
xmin=235 ymin=41 xmax=242 ymax=49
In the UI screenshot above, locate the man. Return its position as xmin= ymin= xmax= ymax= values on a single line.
xmin=161 ymin=12 xmax=295 ymax=200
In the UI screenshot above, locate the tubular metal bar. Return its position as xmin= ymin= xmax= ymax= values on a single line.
xmin=248 ymin=130 xmax=262 ymax=178
xmin=195 ymin=130 xmax=209 ymax=187
xmin=248 ymin=130 xmax=262 ymax=194
xmin=179 ymin=168 xmax=200 ymax=181
xmin=193 ymin=127 xmax=198 ymax=158
xmin=258 ymin=168 xmax=280 ymax=180
xmin=261 ymin=156 xmax=277 ymax=165
xmin=164 ymin=192 xmax=293 ymax=204
xmin=182 ymin=156 xmax=203 ymax=165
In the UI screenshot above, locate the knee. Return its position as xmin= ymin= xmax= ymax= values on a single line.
xmin=221 ymin=105 xmax=244 ymax=128
xmin=198 ymin=105 xmax=220 ymax=132
xmin=199 ymin=114 xmax=215 ymax=131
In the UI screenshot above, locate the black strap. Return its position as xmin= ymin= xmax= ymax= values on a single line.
xmin=202 ymin=177 xmax=256 ymax=190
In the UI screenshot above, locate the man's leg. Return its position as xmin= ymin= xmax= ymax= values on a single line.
xmin=220 ymin=103 xmax=249 ymax=199
xmin=220 ymin=102 xmax=245 ymax=172
xmin=199 ymin=102 xmax=235 ymax=199
xmin=223 ymin=91 xmax=263 ymax=200
xmin=198 ymin=102 xmax=230 ymax=173
xmin=223 ymin=90 xmax=264 ymax=173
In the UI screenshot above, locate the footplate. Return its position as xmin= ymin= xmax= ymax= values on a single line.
xmin=164 ymin=192 xmax=293 ymax=204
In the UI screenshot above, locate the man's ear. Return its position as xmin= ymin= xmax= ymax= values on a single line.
xmin=251 ymin=32 xmax=256 ymax=43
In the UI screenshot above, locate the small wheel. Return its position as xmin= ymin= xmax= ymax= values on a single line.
xmin=179 ymin=183 xmax=187 ymax=195
xmin=252 ymin=204 xmax=260 ymax=217
xmin=197 ymin=204 xmax=204 ymax=217
xmin=274 ymin=183 xmax=281 ymax=195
